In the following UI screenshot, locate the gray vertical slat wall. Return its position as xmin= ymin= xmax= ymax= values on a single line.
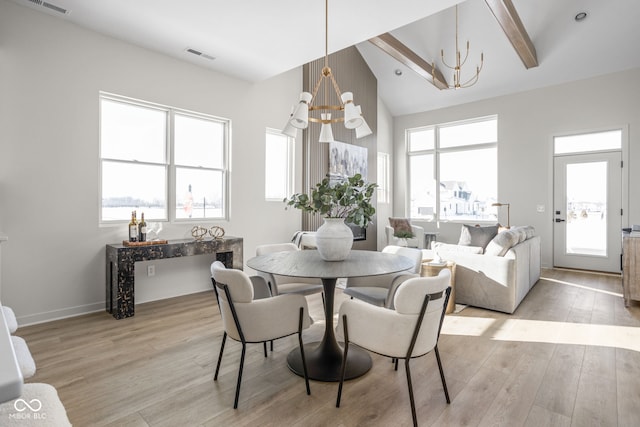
xmin=301 ymin=46 xmax=377 ymax=250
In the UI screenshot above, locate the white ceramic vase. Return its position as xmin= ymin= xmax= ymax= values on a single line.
xmin=315 ymin=218 xmax=354 ymax=261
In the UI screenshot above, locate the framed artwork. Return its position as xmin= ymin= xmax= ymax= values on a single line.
xmin=329 ymin=141 xmax=367 ymax=182
xmin=328 ymin=141 xmax=368 ymax=241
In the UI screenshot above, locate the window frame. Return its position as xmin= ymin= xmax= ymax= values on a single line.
xmin=99 ymin=92 xmax=230 ymax=225
xmin=406 ymin=115 xmax=498 ymax=223
xmin=264 ymin=127 xmax=294 ymax=201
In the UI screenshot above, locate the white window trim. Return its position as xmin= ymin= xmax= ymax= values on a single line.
xmin=264 ymin=128 xmax=294 ymax=202
xmin=99 ymin=92 xmax=231 ymax=225
xmin=407 ymin=115 xmax=498 ymax=223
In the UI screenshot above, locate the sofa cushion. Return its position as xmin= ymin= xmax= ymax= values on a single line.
xmin=458 ymin=224 xmax=499 ymax=250
xmin=389 ymin=217 xmax=414 ymax=237
xmin=485 ymin=229 xmax=520 ymax=256
xmin=433 ymin=242 xmax=484 ymax=255
xmin=513 ymin=227 xmax=528 ymax=243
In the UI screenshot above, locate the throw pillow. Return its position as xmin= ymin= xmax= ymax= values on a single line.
xmin=458 ymin=224 xmax=499 ymax=250
xmin=389 ymin=217 xmax=414 ymax=238
xmin=484 ymin=229 xmax=519 ymax=256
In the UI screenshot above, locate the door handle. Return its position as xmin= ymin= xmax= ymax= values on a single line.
xmin=555 ymin=218 xmax=566 ymax=222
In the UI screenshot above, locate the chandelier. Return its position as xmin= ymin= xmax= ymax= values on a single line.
xmin=433 ymin=4 xmax=484 ymax=89
xmin=282 ymin=0 xmax=372 ymax=142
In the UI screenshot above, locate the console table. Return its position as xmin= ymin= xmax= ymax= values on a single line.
xmin=106 ymin=237 xmax=243 ymax=319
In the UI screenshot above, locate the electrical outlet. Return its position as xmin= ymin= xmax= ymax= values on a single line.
xmin=536 ymin=205 xmax=545 ymax=213
xmin=147 ymin=265 xmax=155 ymax=277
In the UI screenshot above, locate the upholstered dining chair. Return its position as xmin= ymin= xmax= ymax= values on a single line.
xmin=335 ymin=269 xmax=452 ymax=427
xmin=211 ymin=261 xmax=274 ymax=355
xmin=255 ymin=243 xmax=324 ymax=296
xmin=343 ymin=245 xmax=422 ymax=309
xmin=211 ymin=262 xmax=312 ymax=408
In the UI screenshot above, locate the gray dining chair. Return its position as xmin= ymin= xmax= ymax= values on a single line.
xmin=336 ymin=269 xmax=452 ymax=427
xmin=343 ymin=245 xmax=423 ymax=308
xmin=255 ymin=243 xmax=324 ymax=296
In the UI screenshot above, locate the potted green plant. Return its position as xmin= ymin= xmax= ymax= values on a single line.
xmin=284 ymin=173 xmax=377 ymax=260
xmin=393 ymin=229 xmax=415 ymax=247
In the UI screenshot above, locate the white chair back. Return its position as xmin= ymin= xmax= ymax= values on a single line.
xmin=382 ymin=245 xmax=423 ymax=274
xmin=256 ymin=242 xmax=298 ymax=255
xmin=394 ymin=269 xmax=450 ymax=356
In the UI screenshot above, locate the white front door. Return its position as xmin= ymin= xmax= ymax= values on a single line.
xmin=553 ymin=152 xmax=622 ymax=272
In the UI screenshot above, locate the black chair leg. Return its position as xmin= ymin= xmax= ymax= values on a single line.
xmin=263 ymin=341 xmax=267 ymax=357
xmin=298 ymin=307 xmax=310 ymax=395
xmin=214 ymin=332 xmax=227 ymax=380
xmin=394 ymin=358 xmax=399 ymax=371
xmin=270 ymin=340 xmax=274 ymax=351
xmin=405 ymin=359 xmax=418 ymax=427
xmin=233 ymin=343 xmax=246 ymax=409
xmin=336 ymin=315 xmax=349 ymax=408
xmin=434 ymin=345 xmax=450 ymax=404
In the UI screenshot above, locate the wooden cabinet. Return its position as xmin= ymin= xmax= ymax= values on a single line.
xmin=622 ymin=233 xmax=640 ymax=306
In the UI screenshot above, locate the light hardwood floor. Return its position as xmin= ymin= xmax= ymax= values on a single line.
xmin=17 ymin=268 xmax=640 ymax=426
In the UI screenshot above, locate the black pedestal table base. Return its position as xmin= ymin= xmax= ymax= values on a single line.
xmin=287 ymin=342 xmax=371 ymax=381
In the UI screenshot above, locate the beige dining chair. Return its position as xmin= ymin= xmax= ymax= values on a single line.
xmin=336 ymin=269 xmax=452 ymax=427
xmin=343 ymin=245 xmax=422 ymax=308
xmin=211 ymin=262 xmax=313 ymax=408
xmin=255 ymin=243 xmax=324 ymax=296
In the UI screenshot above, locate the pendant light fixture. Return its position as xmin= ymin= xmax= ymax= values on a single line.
xmin=283 ymin=0 xmax=372 ymax=141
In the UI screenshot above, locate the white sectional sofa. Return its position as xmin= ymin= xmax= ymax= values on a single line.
xmin=422 ymin=225 xmax=541 ymax=314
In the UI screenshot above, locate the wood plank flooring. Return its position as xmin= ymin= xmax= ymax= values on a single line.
xmin=16 ymin=268 xmax=640 ymax=426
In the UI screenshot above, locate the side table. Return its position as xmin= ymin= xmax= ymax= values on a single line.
xmin=421 ymin=260 xmax=456 ymax=314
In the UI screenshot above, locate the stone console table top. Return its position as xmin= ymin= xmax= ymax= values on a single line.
xmin=106 ymin=237 xmax=243 ymax=319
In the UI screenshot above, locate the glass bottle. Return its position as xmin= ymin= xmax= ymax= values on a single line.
xmin=128 ymin=210 xmax=138 ymax=242
xmin=138 ymin=212 xmax=147 ymax=242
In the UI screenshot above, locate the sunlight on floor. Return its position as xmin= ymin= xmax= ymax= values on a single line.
xmin=540 ymin=275 xmax=623 ymax=297
xmin=442 ymin=316 xmax=640 ymax=352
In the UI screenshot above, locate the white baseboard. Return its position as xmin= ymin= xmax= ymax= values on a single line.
xmin=16 ymin=302 xmax=105 ymax=327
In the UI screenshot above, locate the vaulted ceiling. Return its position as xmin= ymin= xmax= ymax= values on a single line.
xmin=11 ymin=0 xmax=640 ymax=116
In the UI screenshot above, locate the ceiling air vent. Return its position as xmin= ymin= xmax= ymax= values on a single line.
xmin=185 ymin=48 xmax=215 ymax=61
xmin=26 ymin=0 xmax=69 ymax=15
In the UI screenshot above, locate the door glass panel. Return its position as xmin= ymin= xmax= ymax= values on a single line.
xmin=565 ymin=161 xmax=607 ymax=256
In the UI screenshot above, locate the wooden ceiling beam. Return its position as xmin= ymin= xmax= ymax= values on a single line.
xmin=484 ymin=0 xmax=538 ymax=69
xmin=369 ymin=33 xmax=449 ymax=90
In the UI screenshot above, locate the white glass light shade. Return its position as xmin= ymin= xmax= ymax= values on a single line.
xmin=290 ymin=92 xmax=312 ymax=129
xmin=341 ymin=92 xmax=363 ymax=129
xmin=319 ymin=113 xmax=334 ymax=143
xmin=282 ymin=121 xmax=298 ymax=138
xmin=354 ymin=105 xmax=372 ymax=138
xmin=281 ymin=106 xmax=298 ymax=137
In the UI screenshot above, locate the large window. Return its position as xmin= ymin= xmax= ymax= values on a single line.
xmin=100 ymin=93 xmax=229 ymax=223
xmin=407 ymin=116 xmax=497 ymax=222
xmin=264 ymin=129 xmax=293 ymax=201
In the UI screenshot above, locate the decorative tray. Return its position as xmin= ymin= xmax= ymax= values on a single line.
xmin=122 ymin=240 xmax=168 ymax=247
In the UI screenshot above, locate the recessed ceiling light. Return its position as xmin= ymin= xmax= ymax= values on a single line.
xmin=394 ymin=69 xmax=403 ymax=76
xmin=575 ymin=12 xmax=587 ymax=22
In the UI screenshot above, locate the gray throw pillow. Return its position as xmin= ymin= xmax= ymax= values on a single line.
xmin=458 ymin=224 xmax=499 ymax=250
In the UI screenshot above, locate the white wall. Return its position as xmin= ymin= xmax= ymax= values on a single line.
xmin=375 ymin=98 xmax=394 ymax=250
xmin=393 ymin=68 xmax=640 ymax=269
xmin=0 ymin=0 xmax=304 ymax=324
